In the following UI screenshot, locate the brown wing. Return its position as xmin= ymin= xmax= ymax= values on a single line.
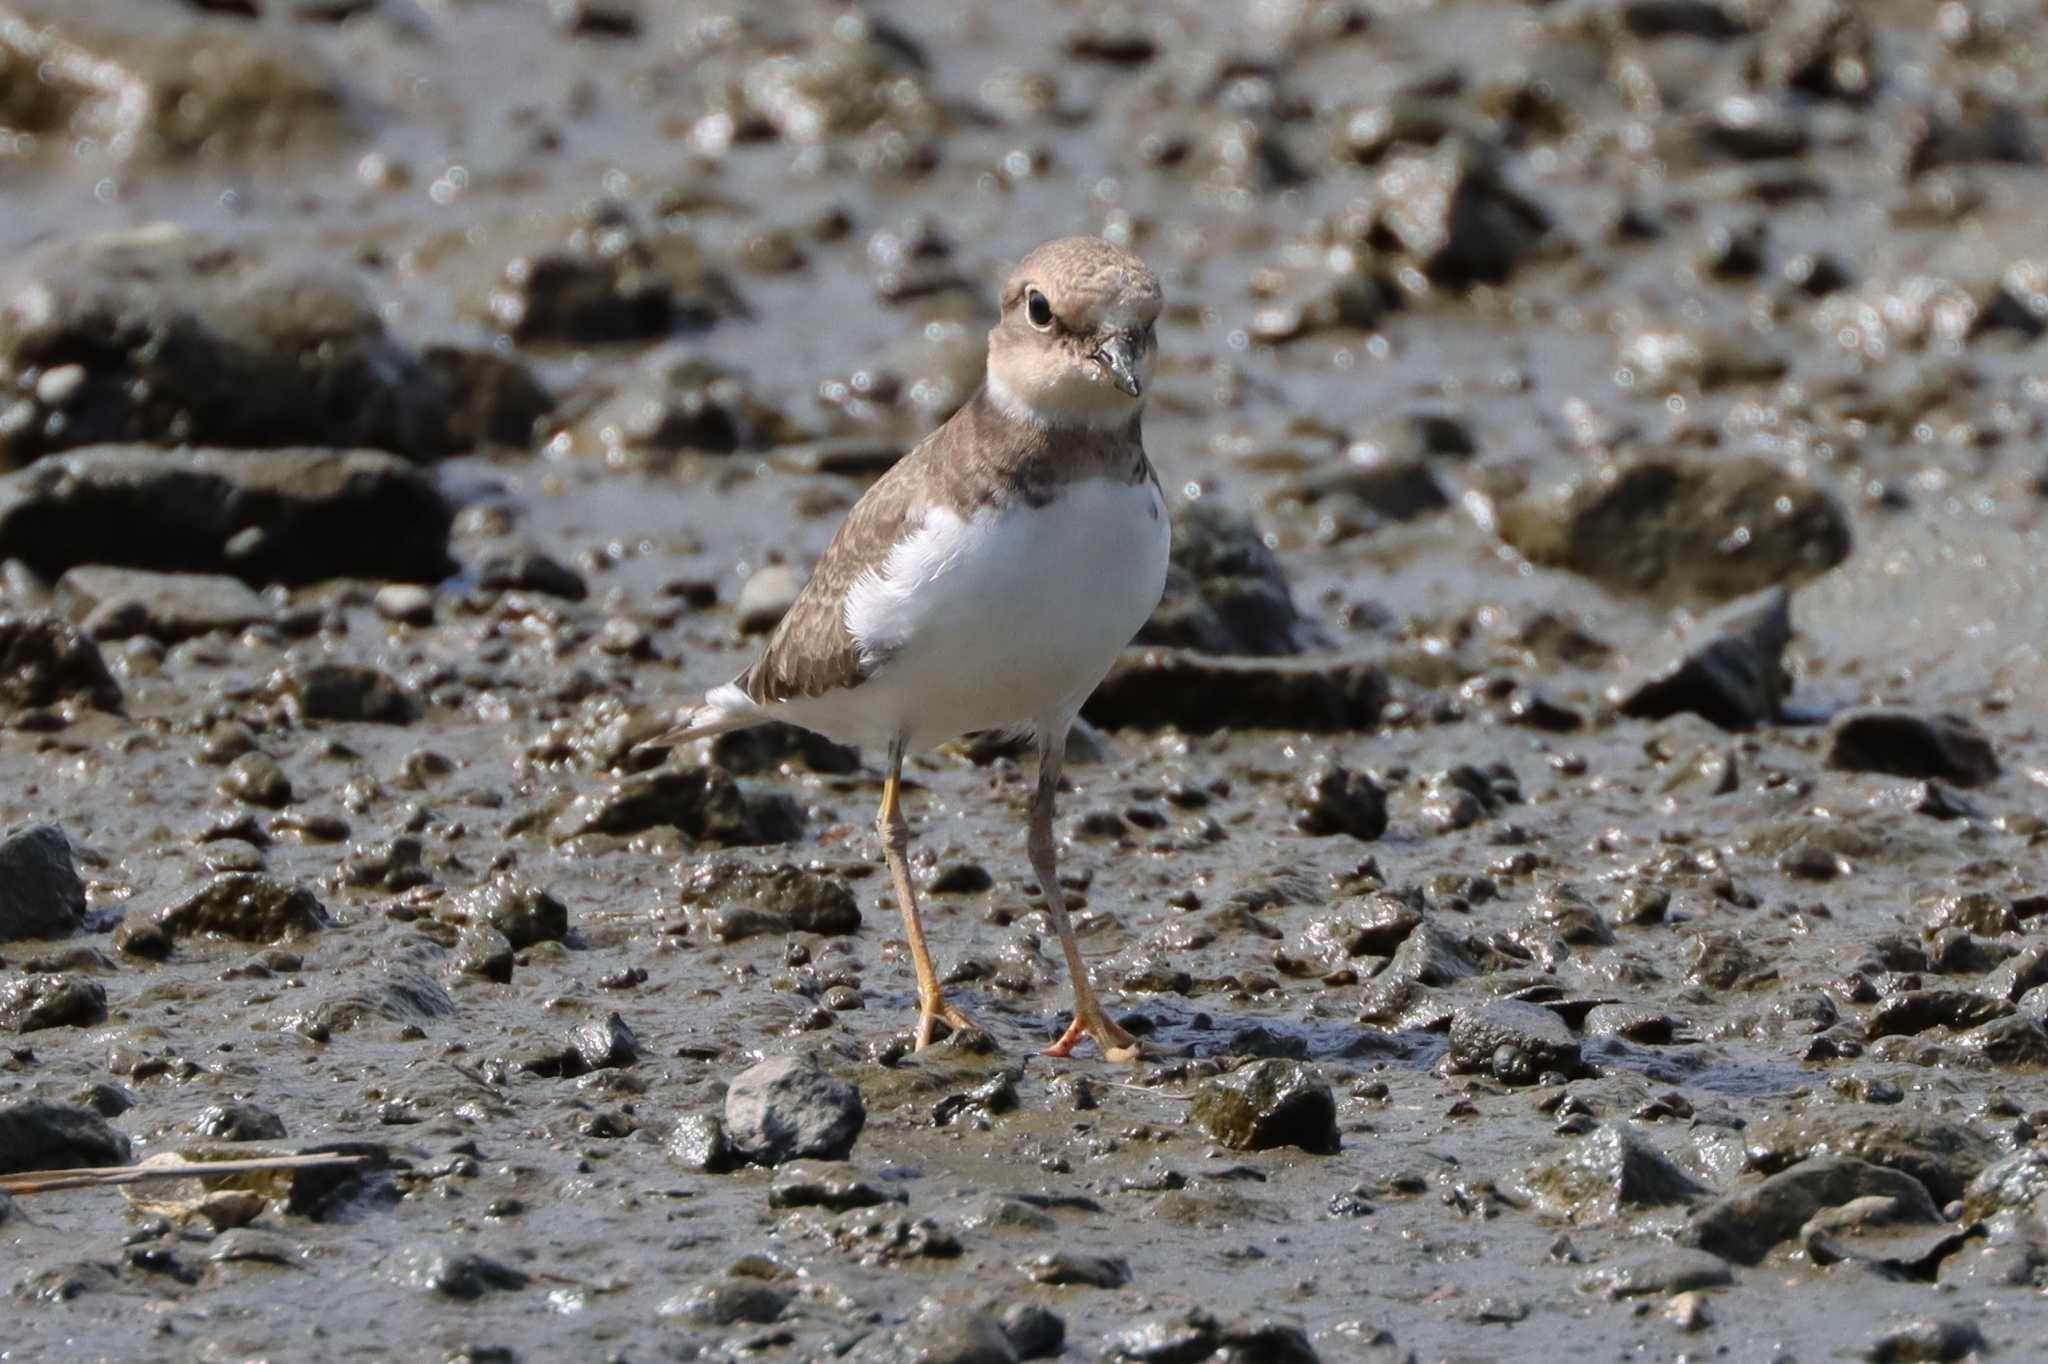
xmin=737 ymin=434 xmax=937 ymax=705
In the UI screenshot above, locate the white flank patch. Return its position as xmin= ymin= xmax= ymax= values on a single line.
xmin=775 ymin=476 xmax=1170 ymax=751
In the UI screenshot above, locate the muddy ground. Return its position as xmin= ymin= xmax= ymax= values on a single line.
xmin=3 ymin=1 xmax=2048 ymax=1361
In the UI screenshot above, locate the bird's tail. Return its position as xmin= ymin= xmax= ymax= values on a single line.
xmin=640 ymin=683 xmax=764 ymax=750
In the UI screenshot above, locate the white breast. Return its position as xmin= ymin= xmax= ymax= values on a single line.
xmin=780 ymin=476 xmax=1170 ymax=750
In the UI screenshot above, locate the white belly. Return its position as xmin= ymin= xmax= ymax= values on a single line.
xmin=777 ymin=476 xmax=1170 ymax=750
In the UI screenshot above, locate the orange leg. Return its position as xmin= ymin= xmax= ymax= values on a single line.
xmin=1030 ymin=726 xmax=1139 ymax=1063
xmin=879 ymin=740 xmax=978 ymax=1049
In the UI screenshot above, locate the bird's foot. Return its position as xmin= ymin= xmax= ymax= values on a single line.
xmin=1043 ymin=1003 xmax=1141 ymax=1063
xmin=913 ymin=995 xmax=982 ymax=1051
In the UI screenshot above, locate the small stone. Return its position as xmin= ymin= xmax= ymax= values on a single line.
xmin=1580 ymin=1249 xmax=1734 ymax=1299
xmin=659 ymin=1278 xmax=793 ymax=1325
xmin=111 ymin=916 xmax=172 ymax=959
xmin=571 ymin=1012 xmax=639 ymax=1071
xmin=57 ymin=566 xmax=271 ymax=642
xmin=1683 ymin=1157 xmax=1939 ymax=1265
xmin=0 ymin=1100 xmax=131 ymax=1175
xmin=373 ymin=584 xmax=435 ymax=625
xmin=0 ymin=974 xmax=107 ymax=1032
xmin=1827 ymin=709 xmax=1999 ymax=788
xmin=0 ymin=612 xmax=122 ymax=716
xmin=1447 ymin=1000 xmax=1582 ymax=1084
xmin=276 ymin=662 xmax=420 ymax=726
xmin=1292 ymin=764 xmax=1389 ymax=840
xmin=673 ymin=858 xmax=860 ymax=941
xmin=455 ymin=874 xmax=568 ymax=948
xmin=157 ymin=873 xmax=329 ymax=942
xmin=1022 ymin=1250 xmax=1130 ymax=1288
xmin=191 ymin=1103 xmax=287 ymax=1142
xmin=999 ymin=1302 xmax=1065 ymax=1359
xmin=668 ymin=1112 xmax=735 ymax=1173
xmin=1523 ymin=1122 xmax=1709 ymax=1220
xmin=723 ymin=1056 xmax=866 ymax=1165
xmin=1190 ymin=1059 xmax=1339 ymax=1153
xmin=736 ymin=564 xmax=804 ymax=634
xmin=1865 ymin=1318 xmax=1989 ymax=1363
xmin=452 ymin=924 xmax=515 ymax=983
xmin=0 ymin=825 xmax=86 ymax=939
xmin=395 ymin=1246 xmax=529 ymax=1299
xmin=476 ymin=549 xmax=588 ymax=601
xmin=221 ymin=751 xmax=294 ymax=808
xmin=1664 ymin=1291 xmax=1713 ymax=1332
xmin=1614 ymin=586 xmax=1792 ymax=729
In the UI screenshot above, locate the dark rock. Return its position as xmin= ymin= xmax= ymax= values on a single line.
xmin=0 ymin=973 xmax=107 ymax=1031
xmin=1578 ymin=1249 xmax=1733 ymax=1298
xmin=56 ymin=566 xmax=270 ymax=641
xmin=668 ymin=1112 xmax=736 ymax=1174
xmin=1684 ymin=1156 xmax=1939 ymax=1265
xmin=1498 ymin=457 xmax=1850 ymax=603
xmin=1287 ymin=444 xmax=1450 ymax=524
xmin=13 ymin=1260 xmax=121 ymax=1303
xmin=673 ymin=858 xmax=860 ymax=941
xmin=1615 ymin=586 xmax=1792 ymax=729
xmin=191 ymin=1102 xmax=287 ymax=1142
xmin=1866 ymin=990 xmax=2011 ymax=1041
xmin=111 ymin=916 xmax=172 ymax=959
xmin=0 ymin=227 xmax=452 ymax=466
xmin=0 ymin=824 xmax=86 ymax=938
xmin=555 ymin=764 xmax=798 ymax=845
xmin=221 ymin=751 xmax=293 ymax=808
xmin=489 ymin=210 xmax=739 ymax=345
xmin=341 ymin=836 xmax=429 ymax=892
xmin=0 ymin=612 xmax=122 ymax=715
xmin=452 ymin=923 xmax=515 ymax=982
xmin=724 ymin=1056 xmax=866 ymax=1165
xmin=275 ymin=662 xmax=419 ymax=726
xmin=1383 ymin=919 xmax=1479 ymax=986
xmin=1745 ymin=1110 xmax=1996 ymax=1206
xmin=1961 ymin=1148 xmax=2048 ymax=1224
xmin=766 ymin=1164 xmax=900 ymax=1211
xmin=1138 ymin=500 xmax=1324 ymax=656
xmin=395 ymin=1247 xmax=529 ymax=1299
xmin=998 ymin=1302 xmax=1065 ymax=1360
xmin=475 ymin=549 xmax=587 ymax=601
xmin=0 ymin=1099 xmax=130 ymax=1175
xmin=418 ymin=343 xmax=553 ymax=451
xmin=1369 ymin=140 xmax=1550 ymax=287
xmin=302 ymin=962 xmax=456 ymax=1033
xmin=1021 ymin=1250 xmax=1129 ymax=1288
xmin=886 ymin=1307 xmax=1020 ymax=1363
xmin=1085 ymin=650 xmax=1388 ymax=733
xmin=1447 ymin=1000 xmax=1581 ymax=1083
xmin=1292 ymin=764 xmax=1388 ymax=840
xmin=579 ymin=346 xmax=801 ymax=464
xmin=1865 ymin=1318 xmax=1989 ymax=1364
xmin=708 ymin=721 xmax=861 ymax=776
xmin=1929 ymin=891 xmax=2019 ymax=937
xmin=454 ymin=874 xmax=568 ymax=949
xmin=572 ymin=1012 xmax=639 ymax=1071
xmin=1523 ymin=1122 xmax=1710 ymax=1219
xmin=1959 ymin=1014 xmax=2048 ymax=1066
xmin=0 ymin=446 xmax=452 ymax=586
xmin=1523 ymin=883 xmax=1615 ymax=947
xmin=1827 ymin=709 xmax=1999 ymax=788
xmin=157 ymin=873 xmax=328 ymax=942
xmin=1190 ymin=1059 xmax=1339 ymax=1153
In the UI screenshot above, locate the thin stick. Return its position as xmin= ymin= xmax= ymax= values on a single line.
xmin=0 ymin=1152 xmax=368 ymax=1196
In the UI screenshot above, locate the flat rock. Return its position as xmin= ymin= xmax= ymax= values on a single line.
xmin=1523 ymin=1122 xmax=1710 ymax=1220
xmin=272 ymin=661 xmax=420 ymax=725
xmin=1190 ymin=1058 xmax=1339 ymax=1153
xmin=1614 ymin=585 xmax=1792 ymax=729
xmin=724 ymin=1056 xmax=866 ymax=1165
xmin=1580 ymin=1248 xmax=1733 ymax=1299
xmin=1827 ymin=708 xmax=2000 ymax=788
xmin=156 ymin=872 xmax=330 ymax=942
xmin=0 ymin=612 xmax=122 ymax=715
xmin=0 ymin=223 xmax=455 ymax=466
xmin=0 ymin=446 xmax=453 ymax=586
xmin=1497 ymin=456 xmax=1850 ymax=602
xmin=1864 ymin=1317 xmax=1989 ymax=1363
xmin=0 ymin=824 xmax=86 ymax=938
xmin=56 ymin=566 xmax=269 ymax=641
xmin=1447 ymin=999 xmax=1582 ymax=1083
xmin=0 ymin=973 xmax=107 ymax=1031
xmin=0 ymin=1099 xmax=131 ymax=1175
xmin=553 ymin=764 xmax=795 ymax=844
xmin=1684 ymin=1156 xmax=1940 ymax=1265
xmin=673 ymin=857 xmax=861 ymax=941
xmin=1743 ymin=1109 xmax=1997 ymax=1204
xmin=1084 ymin=649 xmax=1389 ymax=733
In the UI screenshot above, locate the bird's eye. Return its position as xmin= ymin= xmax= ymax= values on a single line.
xmin=1025 ymin=288 xmax=1054 ymax=330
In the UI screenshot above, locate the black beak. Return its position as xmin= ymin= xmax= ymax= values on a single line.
xmin=1093 ymin=330 xmax=1143 ymax=398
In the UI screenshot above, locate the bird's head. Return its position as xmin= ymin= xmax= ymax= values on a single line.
xmin=985 ymin=236 xmax=1162 ymax=429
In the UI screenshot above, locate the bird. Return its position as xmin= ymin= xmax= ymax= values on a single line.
xmin=645 ymin=236 xmax=1169 ymax=1062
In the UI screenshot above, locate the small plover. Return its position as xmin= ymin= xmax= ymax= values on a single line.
xmin=649 ymin=236 xmax=1169 ymax=1061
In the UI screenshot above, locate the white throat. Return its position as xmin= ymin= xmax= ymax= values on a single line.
xmin=983 ymin=368 xmax=1140 ymax=432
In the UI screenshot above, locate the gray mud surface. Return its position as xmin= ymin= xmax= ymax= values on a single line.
xmin=4 ymin=2 xmax=2048 ymax=1361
